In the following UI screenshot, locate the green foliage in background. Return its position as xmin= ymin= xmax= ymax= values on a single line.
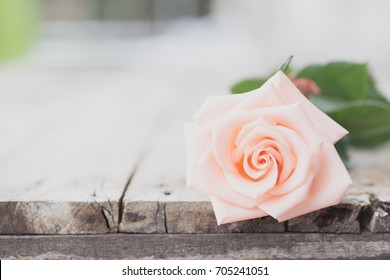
xmin=0 ymin=0 xmax=39 ymax=61
xmin=231 ymin=61 xmax=390 ymax=162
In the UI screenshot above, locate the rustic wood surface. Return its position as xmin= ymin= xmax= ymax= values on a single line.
xmin=1 ymin=233 xmax=390 ymax=260
xmin=0 ymin=64 xmax=173 ymax=234
xmin=1 ymin=31 xmax=390 ymax=263
xmin=1 ymin=61 xmax=390 ymax=235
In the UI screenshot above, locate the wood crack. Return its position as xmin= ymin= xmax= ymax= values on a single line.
xmin=118 ymin=163 xmax=141 ymax=226
xmin=91 ymin=200 xmax=117 ymax=233
xmin=360 ymin=193 xmax=390 ymax=232
xmin=101 ymin=201 xmax=117 ymax=233
xmin=155 ymin=201 xmax=160 ymax=233
xmin=163 ymin=203 xmax=168 ymax=233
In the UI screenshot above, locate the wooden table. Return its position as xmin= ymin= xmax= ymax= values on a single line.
xmin=1 ymin=42 xmax=390 ymax=260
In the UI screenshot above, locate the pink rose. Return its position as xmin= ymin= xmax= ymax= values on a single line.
xmin=185 ymin=71 xmax=352 ymax=225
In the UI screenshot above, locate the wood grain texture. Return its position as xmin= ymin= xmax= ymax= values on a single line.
xmin=0 ymin=201 xmax=118 ymax=234
xmin=1 ymin=233 xmax=390 ymax=260
xmin=2 ymin=57 xmax=390 ymax=235
xmin=355 ymin=170 xmax=390 ymax=233
xmin=0 ymin=66 xmax=170 ymax=234
xmin=287 ymin=196 xmax=368 ymax=233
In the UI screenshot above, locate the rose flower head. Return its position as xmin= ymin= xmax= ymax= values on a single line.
xmin=185 ymin=71 xmax=352 ymax=225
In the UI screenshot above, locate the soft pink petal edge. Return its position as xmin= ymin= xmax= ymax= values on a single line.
xmin=276 ymin=140 xmax=353 ymax=222
xmin=271 ymin=71 xmax=348 ymax=143
xmin=210 ymin=195 xmax=268 ymax=225
xmin=184 ymin=123 xmax=210 ymax=192
xmin=194 ymin=94 xmax=248 ymax=125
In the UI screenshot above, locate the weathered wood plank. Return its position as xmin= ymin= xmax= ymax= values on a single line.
xmin=350 ymin=169 xmax=390 ymax=233
xmin=1 ymin=233 xmax=390 ymax=259
xmin=0 ymin=66 xmax=168 ymax=234
xmin=0 ymin=201 xmax=118 ymax=234
xmin=286 ymin=195 xmax=369 ymax=233
xmin=2 ymin=60 xmax=390 ymax=235
xmin=120 ymin=89 xmax=205 ymax=233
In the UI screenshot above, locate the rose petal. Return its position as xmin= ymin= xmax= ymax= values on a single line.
xmin=186 ymin=118 xmax=269 ymax=208
xmin=233 ymin=110 xmax=295 ymax=186
xmin=272 ymin=71 xmax=348 ymax=143
xmin=210 ymin=195 xmax=268 ymax=225
xmin=234 ymin=123 xmax=287 ymax=162
xmin=194 ymin=94 xmax=248 ymax=125
xmin=233 ymin=118 xmax=295 ymax=184
xmin=225 ymin=156 xmax=278 ymax=199
xmin=268 ymin=125 xmax=316 ymax=196
xmin=196 ymin=150 xmax=263 ymax=208
xmin=245 ymin=103 xmax=324 ymax=195
xmin=262 ymin=147 xmax=283 ymax=165
xmin=243 ymin=146 xmax=272 ymax=179
xmin=235 ymin=117 xmax=276 ymax=147
xmin=213 ymin=105 xmax=318 ymax=196
xmin=236 ymin=72 xmax=348 ymax=143
xmin=241 ymin=143 xmax=283 ymax=180
xmin=224 ymin=103 xmax=321 ymax=196
xmin=185 ymin=123 xmax=212 ymax=191
xmin=185 ymin=123 xmax=217 ymax=190
xmin=235 ymin=79 xmax=287 ymax=110
xmin=275 ymin=140 xmax=352 ymax=222
xmin=258 ymin=179 xmax=312 ymax=218
xmin=184 ymin=123 xmax=212 ymax=168
xmin=212 ymin=111 xmax=259 ymax=173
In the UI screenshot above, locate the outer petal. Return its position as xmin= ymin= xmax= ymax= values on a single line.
xmin=210 ymin=195 xmax=268 ymax=225
xmin=237 ymin=72 xmax=348 ymax=143
xmin=184 ymin=123 xmax=212 ymax=190
xmin=235 ymin=80 xmax=286 ymax=109
xmin=276 ymin=140 xmax=353 ymax=222
xmin=194 ymin=94 xmax=248 ymax=125
xmin=272 ymin=71 xmax=348 ymax=143
xmin=258 ymin=179 xmax=312 ymax=219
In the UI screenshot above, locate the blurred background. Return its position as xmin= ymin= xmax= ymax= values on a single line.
xmin=1 ymin=0 xmax=390 ymax=88
xmin=1 ymin=0 xmax=390 ymax=168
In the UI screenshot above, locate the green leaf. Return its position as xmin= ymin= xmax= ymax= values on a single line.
xmin=328 ymin=100 xmax=390 ymax=147
xmin=308 ymin=95 xmax=343 ymax=113
xmin=298 ymin=62 xmax=388 ymax=104
xmin=231 ymin=78 xmax=267 ymax=94
xmin=334 ymin=139 xmax=349 ymax=165
xmin=365 ymin=72 xmax=389 ymax=103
